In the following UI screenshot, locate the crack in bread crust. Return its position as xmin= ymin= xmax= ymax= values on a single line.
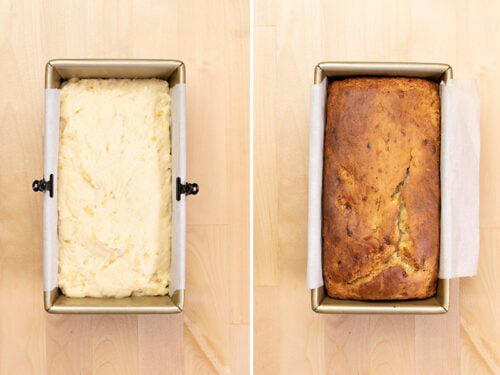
xmin=346 ymin=155 xmax=417 ymax=288
xmin=393 ymin=154 xmax=418 ymax=272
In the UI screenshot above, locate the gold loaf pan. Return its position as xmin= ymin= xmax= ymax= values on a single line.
xmin=42 ymin=59 xmax=187 ymax=314
xmin=311 ymin=62 xmax=451 ymax=315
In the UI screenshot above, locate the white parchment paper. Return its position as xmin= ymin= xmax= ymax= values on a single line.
xmin=306 ymin=78 xmax=480 ymax=289
xmin=439 ymin=79 xmax=480 ymax=278
xmin=170 ymin=83 xmax=187 ymax=295
xmin=307 ymin=78 xmax=327 ymax=289
xmin=43 ymin=89 xmax=60 ymax=292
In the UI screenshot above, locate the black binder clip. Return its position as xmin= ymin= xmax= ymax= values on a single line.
xmin=176 ymin=177 xmax=199 ymax=201
xmin=32 ymin=174 xmax=54 ymax=198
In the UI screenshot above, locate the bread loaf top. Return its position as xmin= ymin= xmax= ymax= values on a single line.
xmin=322 ymin=77 xmax=440 ymax=300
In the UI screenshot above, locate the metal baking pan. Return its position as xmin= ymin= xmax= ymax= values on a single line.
xmin=35 ymin=59 xmax=197 ymax=314
xmin=311 ymin=62 xmax=451 ymax=314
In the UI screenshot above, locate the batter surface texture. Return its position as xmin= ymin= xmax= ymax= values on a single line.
xmin=58 ymin=78 xmax=172 ymax=298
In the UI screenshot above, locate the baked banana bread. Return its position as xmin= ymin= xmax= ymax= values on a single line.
xmin=322 ymin=77 xmax=440 ymax=300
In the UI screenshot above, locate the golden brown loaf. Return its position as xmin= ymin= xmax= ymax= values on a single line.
xmin=322 ymin=77 xmax=440 ymax=300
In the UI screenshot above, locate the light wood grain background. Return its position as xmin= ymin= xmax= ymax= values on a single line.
xmin=254 ymin=0 xmax=499 ymax=374
xmin=0 ymin=0 xmax=249 ymax=374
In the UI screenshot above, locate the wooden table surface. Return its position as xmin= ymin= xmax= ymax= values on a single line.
xmin=254 ymin=0 xmax=499 ymax=374
xmin=0 ymin=1 xmax=249 ymax=374
xmin=2 ymin=0 xmax=499 ymax=374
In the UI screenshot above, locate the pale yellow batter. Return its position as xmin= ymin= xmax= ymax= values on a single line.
xmin=58 ymin=78 xmax=171 ymax=298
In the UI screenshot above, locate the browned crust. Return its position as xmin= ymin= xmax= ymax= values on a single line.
xmin=322 ymin=77 xmax=440 ymax=300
